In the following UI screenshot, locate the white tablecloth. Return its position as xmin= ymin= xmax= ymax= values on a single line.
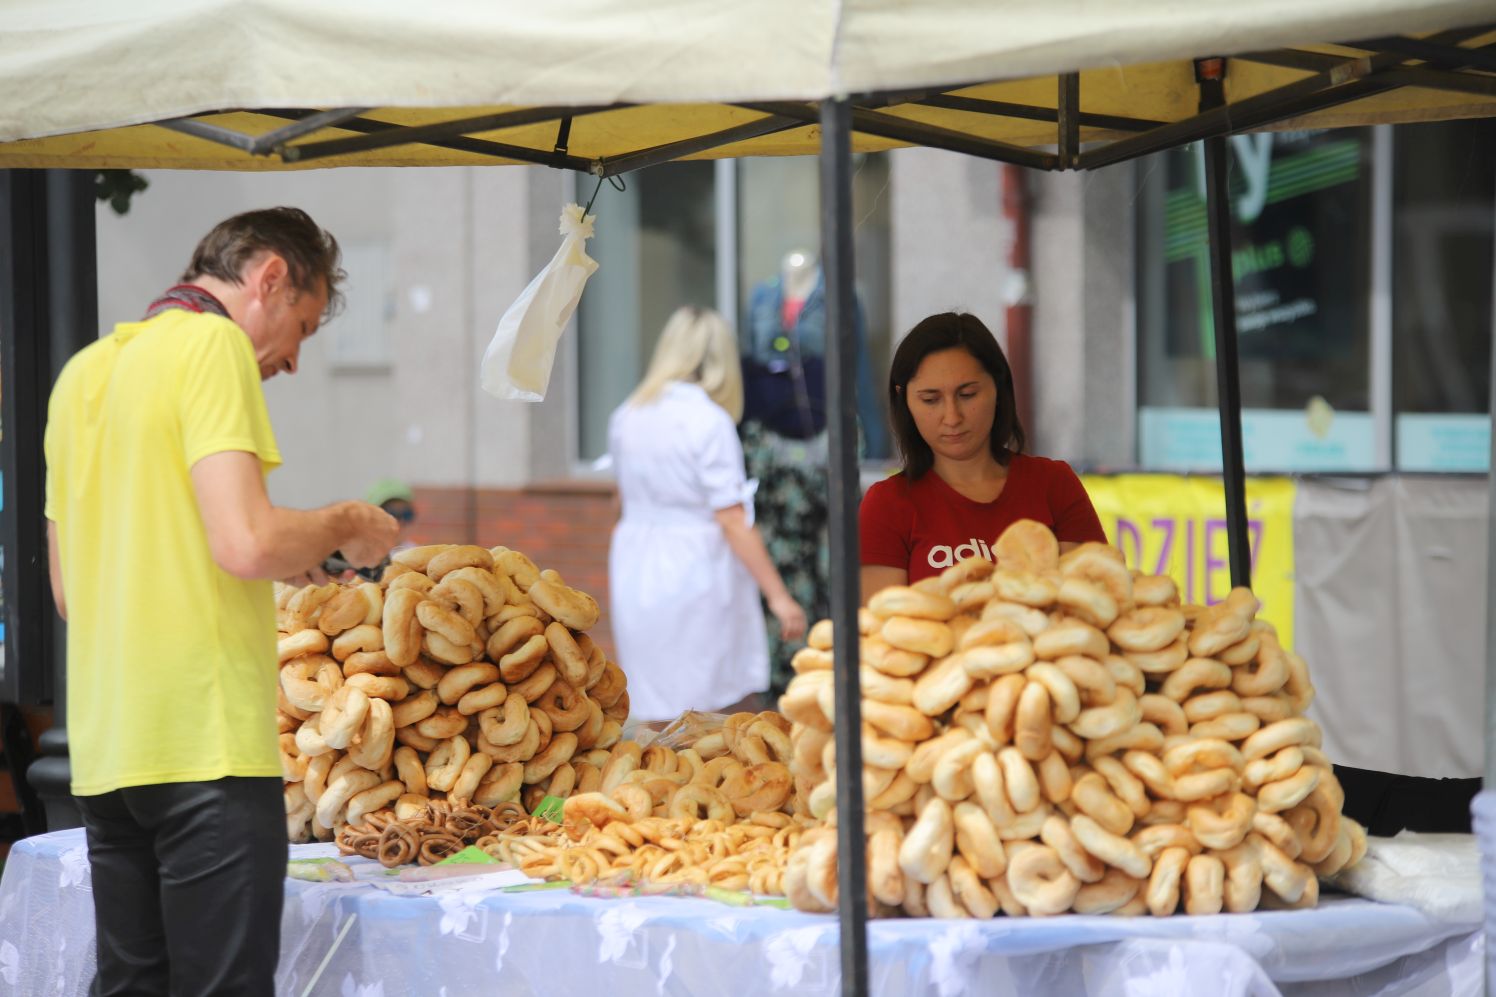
xmin=0 ymin=828 xmax=1481 ymax=996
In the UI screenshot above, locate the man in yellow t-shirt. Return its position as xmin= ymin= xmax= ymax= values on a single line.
xmin=44 ymin=208 xmax=399 ymax=997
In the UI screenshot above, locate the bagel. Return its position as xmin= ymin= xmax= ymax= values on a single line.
xmin=881 ymin=616 xmax=954 ymax=658
xmin=1013 ymin=679 xmax=1053 ymax=761
xmin=1160 ymin=658 xmax=1233 ymax=703
xmin=898 ymin=797 xmax=955 ymax=885
xmin=1108 ymin=607 xmax=1186 ymax=654
xmin=278 ymin=629 xmax=330 ymax=663
xmin=719 ymin=761 xmax=792 ymax=815
xmin=1041 ymin=814 xmax=1105 ymax=883
xmin=668 ymin=783 xmax=735 ymax=822
xmin=430 ymin=577 xmax=486 ymax=629
xmin=1139 ymin=694 xmax=1188 ymax=737
xmin=1187 ymin=599 xmax=1254 ymax=657
xmin=1056 ymin=576 xmax=1119 ymax=629
xmin=862 ymin=700 xmax=933 ymax=742
xmin=997 ymin=747 xmax=1041 ymax=814
xmin=1130 ymin=822 xmax=1201 ymax=859
xmin=1092 ymin=755 xmax=1151 ymax=819
xmin=345 ymin=673 xmax=410 ymax=702
xmin=1218 ymin=841 xmax=1264 ymax=913
xmin=392 ymin=745 xmax=428 ymax=796
xmin=401 ymin=659 xmax=445 ymax=690
xmin=422 ymin=629 xmax=476 ymax=666
xmin=983 ymin=672 xmax=1027 ymax=745
xmin=424 ymin=735 xmax=472 ymax=793
xmin=1145 ymin=845 xmax=1190 ymax=916
xmin=487 ymin=616 xmax=546 ymax=662
xmin=343 ymin=649 xmax=399 ymax=677
xmin=382 ymin=588 xmax=426 ymax=667
xmin=1071 ymin=772 xmax=1133 ymax=836
xmin=1006 ymin=843 xmax=1081 ymax=916
xmin=981 ymin=599 xmax=1051 ymax=637
xmin=1182 ymin=689 xmax=1244 ymax=724
xmin=387 ymin=571 xmax=435 ymax=594
xmin=1257 ymin=764 xmax=1320 ymax=815
xmin=1053 ymin=654 xmax=1116 ymax=707
xmin=319 ymin=685 xmax=370 ymax=750
xmin=498 ymin=634 xmax=549 ymax=683
xmin=523 ymin=731 xmax=578 ymax=785
xmin=457 ymin=682 xmax=508 ymax=717
xmin=1131 ymin=574 xmax=1180 ymax=607
xmin=415 ymin=705 xmax=468 ymax=740
xmin=528 ymin=578 xmax=600 ymax=631
xmin=1124 ymin=636 xmax=1189 ymax=675
xmin=1186 ymin=791 xmax=1256 ymax=849
xmin=318 ymin=586 xmax=372 ymax=637
xmin=426 ymin=545 xmax=494 ymax=582
xmin=513 ymin=662 xmax=558 ymax=704
xmin=868 ymin=585 xmax=958 ymax=622
xmin=911 ymin=655 xmax=975 ymax=717
xmin=437 ymin=662 xmax=500 ymax=706
xmin=1033 ymin=619 xmax=1108 ymax=661
xmin=861 ymin=635 xmax=929 ymax=678
xmin=545 ymin=622 xmax=590 ymax=688
xmin=860 ymin=668 xmax=916 ymax=707
xmin=951 ymin=800 xmax=1007 ymax=878
xmin=1189 ymin=711 xmax=1260 ymax=742
xmin=390 ymin=689 xmax=439 ymax=729
xmin=1241 ymin=717 xmax=1321 ymax=762
xmin=1068 ymin=687 xmax=1140 ymax=741
xmin=932 ymin=739 xmax=985 ymax=801
xmin=989 ymin=568 xmax=1059 ymax=609
xmin=1083 ymin=722 xmax=1164 ymax=761
xmin=1025 ymin=662 xmax=1081 ymax=724
xmin=993 ymin=519 xmax=1060 ymax=572
xmin=315 ymin=767 xmax=382 ymax=829
xmin=1232 ymin=633 xmax=1290 ymax=697
xmin=590 ymin=660 xmax=628 ymax=709
xmin=539 ymin=680 xmax=592 ymax=732
xmin=1072 ymin=868 xmax=1143 ymax=915
xmin=346 ymin=779 xmax=405 ymax=827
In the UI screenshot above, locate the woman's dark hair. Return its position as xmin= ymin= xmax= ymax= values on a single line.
xmin=182 ymin=207 xmax=346 ymax=319
xmin=887 ymin=312 xmax=1025 ymax=479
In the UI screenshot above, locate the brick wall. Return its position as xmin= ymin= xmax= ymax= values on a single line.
xmin=409 ymin=483 xmax=619 ymax=658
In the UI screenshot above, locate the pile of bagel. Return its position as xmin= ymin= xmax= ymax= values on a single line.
xmin=778 ymin=519 xmax=1367 ymax=918
xmin=277 ymin=543 xmax=630 ymax=843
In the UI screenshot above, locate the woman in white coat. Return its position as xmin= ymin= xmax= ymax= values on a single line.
xmin=608 ymin=306 xmax=808 ymax=722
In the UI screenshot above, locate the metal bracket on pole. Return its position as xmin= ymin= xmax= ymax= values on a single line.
xmin=819 ymin=97 xmax=869 ymax=997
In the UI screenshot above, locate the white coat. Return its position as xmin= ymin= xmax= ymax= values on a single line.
xmin=607 ymin=382 xmax=768 ymax=722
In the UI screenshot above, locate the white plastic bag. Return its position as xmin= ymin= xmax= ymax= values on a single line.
xmin=480 ymin=203 xmax=599 ymax=401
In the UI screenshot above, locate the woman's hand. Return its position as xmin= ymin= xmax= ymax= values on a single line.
xmin=768 ymin=593 xmax=808 ymax=642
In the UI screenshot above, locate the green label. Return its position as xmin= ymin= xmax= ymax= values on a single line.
xmin=436 ymin=846 xmax=501 ymax=866
xmin=532 ymin=795 xmax=566 ymax=824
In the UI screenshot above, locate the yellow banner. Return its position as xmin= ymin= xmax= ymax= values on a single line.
xmin=1080 ymin=475 xmax=1297 ymax=650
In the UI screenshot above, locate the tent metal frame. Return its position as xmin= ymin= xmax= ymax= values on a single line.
xmin=2 ymin=20 xmax=1494 ymax=997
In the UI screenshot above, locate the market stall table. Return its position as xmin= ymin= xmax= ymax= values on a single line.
xmin=0 ymin=828 xmax=1479 ymax=996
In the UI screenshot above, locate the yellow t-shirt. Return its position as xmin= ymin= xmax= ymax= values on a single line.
xmin=45 ymin=310 xmax=283 ymax=796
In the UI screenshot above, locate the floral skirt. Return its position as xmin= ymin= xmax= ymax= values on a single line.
xmin=740 ymin=421 xmax=832 ymax=698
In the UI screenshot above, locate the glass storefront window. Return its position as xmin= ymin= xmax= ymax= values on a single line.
xmin=577 ymin=162 xmax=718 ymax=461
xmin=577 ymin=154 xmax=896 ymax=463
xmin=736 ymin=154 xmax=895 ymax=459
xmin=1392 ymin=120 xmax=1495 ymax=472
xmin=1136 ymin=130 xmax=1376 ymax=471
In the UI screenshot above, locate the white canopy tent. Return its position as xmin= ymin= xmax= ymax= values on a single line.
xmin=1 ymin=2 xmax=1494 ymax=992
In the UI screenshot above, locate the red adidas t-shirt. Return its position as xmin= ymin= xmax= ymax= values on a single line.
xmin=860 ymin=453 xmax=1106 ymax=583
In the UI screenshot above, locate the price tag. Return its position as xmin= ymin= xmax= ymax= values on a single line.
xmin=532 ymin=795 xmax=566 ymax=824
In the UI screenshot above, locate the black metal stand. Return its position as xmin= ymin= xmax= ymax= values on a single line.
xmin=1 ymin=169 xmax=95 ymax=832
xmin=1198 ymin=65 xmax=1252 ymax=590
xmin=819 ymin=98 xmax=869 ymax=997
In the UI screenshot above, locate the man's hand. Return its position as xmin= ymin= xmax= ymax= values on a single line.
xmin=339 ymin=502 xmax=400 ymax=568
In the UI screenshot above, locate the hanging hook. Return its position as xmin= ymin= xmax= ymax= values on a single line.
xmin=582 ymin=171 xmax=629 ymax=219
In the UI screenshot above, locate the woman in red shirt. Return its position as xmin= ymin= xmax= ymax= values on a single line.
xmin=860 ymin=312 xmax=1105 ymax=597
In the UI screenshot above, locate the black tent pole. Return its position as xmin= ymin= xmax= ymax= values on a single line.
xmin=819 ymin=97 xmax=869 ymax=997
xmin=1198 ymin=60 xmax=1252 ymax=589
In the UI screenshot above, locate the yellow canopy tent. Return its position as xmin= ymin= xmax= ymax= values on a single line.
xmin=2 ymin=3 xmax=1494 ymax=990
xmin=0 ymin=1 xmax=1490 ymax=173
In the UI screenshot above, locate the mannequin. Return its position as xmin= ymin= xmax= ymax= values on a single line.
xmin=779 ymin=248 xmax=818 ymax=331
xmin=738 ymin=247 xmax=885 ymax=697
